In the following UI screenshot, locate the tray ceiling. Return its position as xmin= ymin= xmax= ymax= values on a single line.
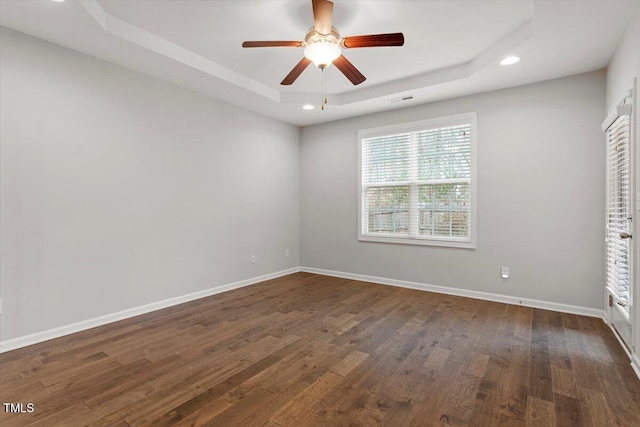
xmin=0 ymin=1 xmax=637 ymax=126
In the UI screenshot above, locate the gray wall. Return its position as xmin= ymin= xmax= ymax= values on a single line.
xmin=301 ymin=70 xmax=606 ymax=310
xmin=0 ymin=28 xmax=300 ymax=341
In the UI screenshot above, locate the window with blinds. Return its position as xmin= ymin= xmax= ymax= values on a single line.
xmin=605 ymin=111 xmax=632 ymax=316
xmin=358 ymin=113 xmax=476 ymax=248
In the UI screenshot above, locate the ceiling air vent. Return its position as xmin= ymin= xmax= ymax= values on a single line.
xmin=388 ymin=95 xmax=414 ymax=103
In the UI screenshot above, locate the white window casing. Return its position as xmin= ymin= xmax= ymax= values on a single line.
xmin=358 ymin=112 xmax=476 ymax=248
xmin=604 ymin=102 xmax=633 ymax=319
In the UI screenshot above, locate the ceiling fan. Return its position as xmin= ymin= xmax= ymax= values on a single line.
xmin=242 ymin=0 xmax=404 ymax=88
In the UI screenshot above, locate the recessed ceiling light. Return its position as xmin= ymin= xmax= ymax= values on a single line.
xmin=500 ymin=56 xmax=521 ymax=66
xmin=302 ymin=104 xmax=315 ymax=110
xmin=51 ymin=0 xmax=65 ymax=2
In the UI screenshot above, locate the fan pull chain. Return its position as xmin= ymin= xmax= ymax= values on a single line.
xmin=321 ymin=67 xmax=327 ymax=110
xmin=324 ymin=66 xmax=328 ymax=109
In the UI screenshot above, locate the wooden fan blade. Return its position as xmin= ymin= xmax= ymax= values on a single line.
xmin=340 ymin=33 xmax=405 ymax=49
xmin=333 ymin=55 xmax=366 ymax=85
xmin=242 ymin=41 xmax=304 ymax=48
xmin=312 ymin=0 xmax=333 ymax=36
xmin=281 ymin=57 xmax=312 ymax=85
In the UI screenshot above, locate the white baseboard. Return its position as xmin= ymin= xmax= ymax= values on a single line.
xmin=0 ymin=267 xmax=301 ymax=354
xmin=0 ymin=266 xmax=612 ymax=356
xmin=632 ymin=354 xmax=640 ymax=379
xmin=300 ymin=266 xmax=604 ymax=318
xmin=603 ymin=319 xmax=640 ymax=380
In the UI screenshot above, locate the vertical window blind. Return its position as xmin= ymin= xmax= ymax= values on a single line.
xmin=605 ymin=112 xmax=632 ymax=315
xmin=359 ymin=114 xmax=475 ymax=247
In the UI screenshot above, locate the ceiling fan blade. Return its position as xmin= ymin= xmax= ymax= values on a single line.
xmin=312 ymin=0 xmax=333 ymax=36
xmin=242 ymin=41 xmax=304 ymax=48
xmin=333 ymin=55 xmax=366 ymax=85
xmin=281 ymin=57 xmax=312 ymax=85
xmin=340 ymin=33 xmax=405 ymax=49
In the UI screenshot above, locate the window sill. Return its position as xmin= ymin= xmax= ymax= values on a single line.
xmin=359 ymin=234 xmax=476 ymax=249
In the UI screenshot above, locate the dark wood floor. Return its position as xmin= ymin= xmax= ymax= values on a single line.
xmin=1 ymin=272 xmax=638 ymax=426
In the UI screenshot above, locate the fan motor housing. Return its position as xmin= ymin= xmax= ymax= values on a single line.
xmin=305 ymin=26 xmax=341 ymax=47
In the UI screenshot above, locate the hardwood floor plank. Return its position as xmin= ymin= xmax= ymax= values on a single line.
xmin=577 ymin=386 xmax=615 ymax=427
xmin=468 ymin=389 xmax=502 ymax=427
xmin=0 ymin=272 xmax=638 ymax=426
xmin=0 ymin=379 xmax=45 ymax=408
xmin=407 ymin=360 xmax=465 ymax=425
xmin=30 ymin=402 xmax=92 ymax=427
xmin=136 ymin=356 xmax=279 ymax=426
xmin=204 ymin=386 xmax=276 ymax=427
xmin=550 ymin=366 xmax=577 ymax=398
xmin=529 ymin=310 xmax=554 ymax=402
xmin=526 ymin=396 xmax=557 ymax=426
xmin=84 ymin=354 xmax=184 ymax=408
xmin=498 ymin=413 xmax=526 ymax=426
xmin=463 ymin=352 xmax=490 ymax=378
xmin=363 ymin=354 xmax=436 ymax=425
xmin=482 ymin=355 xmax=509 ymax=395
xmin=439 ymin=372 xmax=482 ymax=425
xmin=330 ymin=350 xmax=370 ymax=377
xmin=562 ymin=313 xmax=602 ymax=392
xmin=79 ymin=382 xmax=160 ymax=425
xmin=148 ymin=396 xmax=233 ymax=427
xmin=546 ymin=311 xmax=572 ymax=370
xmin=17 ymin=359 xmax=150 ymax=424
xmin=270 ymin=372 xmax=344 ymax=425
xmin=34 ymin=352 xmax=113 ymax=387
xmin=311 ymin=341 xmax=405 ymax=419
xmin=598 ymin=377 xmax=640 ymax=425
xmin=553 ymin=392 xmax=585 ymax=427
xmin=498 ymin=307 xmax=531 ymax=422
xmin=423 ymin=347 xmax=452 ymax=372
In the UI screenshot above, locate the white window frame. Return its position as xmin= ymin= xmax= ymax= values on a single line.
xmin=358 ymin=112 xmax=477 ymax=249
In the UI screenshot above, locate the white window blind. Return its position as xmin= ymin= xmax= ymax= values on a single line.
xmin=359 ymin=113 xmax=476 ymax=248
xmin=605 ymin=112 xmax=632 ymax=315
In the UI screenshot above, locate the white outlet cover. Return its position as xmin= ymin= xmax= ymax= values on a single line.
xmin=501 ymin=267 xmax=509 ymax=279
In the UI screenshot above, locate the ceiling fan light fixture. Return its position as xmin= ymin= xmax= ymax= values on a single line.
xmin=304 ymin=41 xmax=341 ymax=68
xmin=242 ymin=2 xmax=401 ymax=87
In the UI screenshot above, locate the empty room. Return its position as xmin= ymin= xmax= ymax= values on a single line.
xmin=1 ymin=0 xmax=640 ymax=425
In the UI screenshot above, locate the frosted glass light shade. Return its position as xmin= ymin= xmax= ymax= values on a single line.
xmin=304 ymin=42 xmax=341 ymax=68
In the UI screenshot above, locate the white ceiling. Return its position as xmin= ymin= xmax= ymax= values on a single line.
xmin=1 ymin=0 xmax=637 ymax=126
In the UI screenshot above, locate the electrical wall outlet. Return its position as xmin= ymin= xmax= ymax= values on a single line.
xmin=250 ymin=254 xmax=256 ymax=264
xmin=285 ymin=249 xmax=290 ymax=257
xmin=501 ymin=266 xmax=509 ymax=279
